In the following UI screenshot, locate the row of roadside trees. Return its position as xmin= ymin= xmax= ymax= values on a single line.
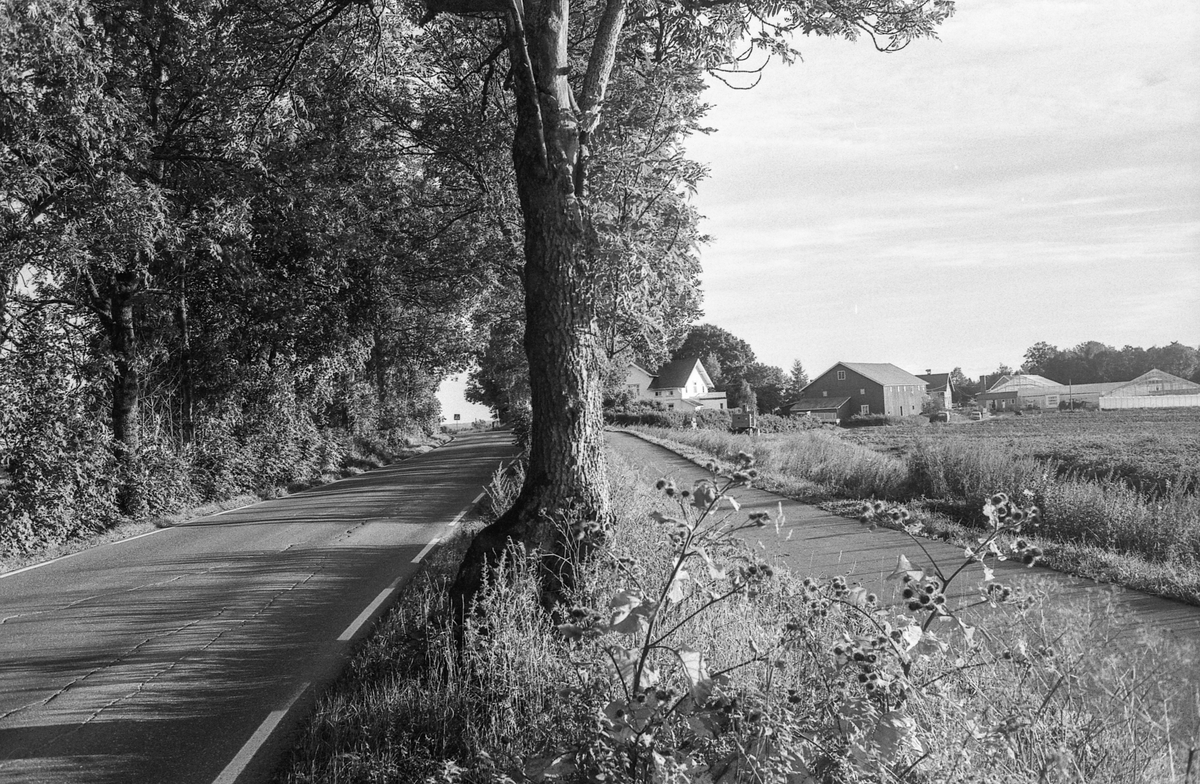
xmin=3 ymin=0 xmax=956 ymax=605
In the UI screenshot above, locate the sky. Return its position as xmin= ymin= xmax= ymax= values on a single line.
xmin=684 ymin=0 xmax=1200 ymax=381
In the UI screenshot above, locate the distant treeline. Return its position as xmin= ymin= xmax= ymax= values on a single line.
xmin=1020 ymin=341 xmax=1200 ymax=385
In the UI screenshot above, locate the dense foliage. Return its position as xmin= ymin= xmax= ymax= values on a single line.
xmin=0 ymin=0 xmax=514 ymax=553
xmin=1020 ymin=340 xmax=1200 ymax=385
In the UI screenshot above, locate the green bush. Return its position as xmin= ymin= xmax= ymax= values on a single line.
xmin=0 ymin=324 xmax=121 ymax=555
xmin=843 ymin=413 xmax=893 ymax=428
xmin=755 ymin=413 xmax=828 ymax=433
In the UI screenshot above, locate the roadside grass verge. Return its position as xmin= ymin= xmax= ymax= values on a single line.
xmin=276 ymin=454 xmax=1199 ymax=783
xmin=626 ymin=427 xmax=1200 ymax=606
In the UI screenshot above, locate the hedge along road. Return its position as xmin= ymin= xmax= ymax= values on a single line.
xmin=0 ymin=431 xmax=518 ymax=784
xmin=606 ymin=430 xmax=1200 ymax=649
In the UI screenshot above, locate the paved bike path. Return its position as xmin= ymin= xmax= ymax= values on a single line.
xmin=607 ymin=430 xmax=1200 ymax=648
xmin=0 ymin=431 xmax=517 ymax=784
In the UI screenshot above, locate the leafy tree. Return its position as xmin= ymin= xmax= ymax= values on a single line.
xmin=744 ymin=361 xmax=787 ymax=413
xmin=1021 ymin=341 xmax=1058 ymax=375
xmin=949 ymin=367 xmax=976 ymax=403
xmin=412 ymin=0 xmax=956 ymax=605
xmin=673 ymin=324 xmax=756 ymax=388
xmin=1147 ymin=342 xmax=1200 ymax=382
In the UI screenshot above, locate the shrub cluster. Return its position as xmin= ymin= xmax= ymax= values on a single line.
xmin=0 ymin=355 xmax=428 ymax=557
xmin=605 ymin=403 xmax=732 ymax=431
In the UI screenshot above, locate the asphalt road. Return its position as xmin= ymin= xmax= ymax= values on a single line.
xmin=0 ymin=431 xmax=517 ymax=784
xmin=606 ymin=430 xmax=1200 ymax=647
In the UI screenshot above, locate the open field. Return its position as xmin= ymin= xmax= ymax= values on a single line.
xmin=838 ymin=408 xmax=1200 ymax=497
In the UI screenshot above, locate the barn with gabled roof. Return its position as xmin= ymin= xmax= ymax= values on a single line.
xmin=786 ymin=362 xmax=928 ymax=419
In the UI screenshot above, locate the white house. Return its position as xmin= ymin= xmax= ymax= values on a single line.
xmin=626 ymin=358 xmax=727 ymax=412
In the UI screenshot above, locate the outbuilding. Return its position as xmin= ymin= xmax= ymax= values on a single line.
xmin=781 ymin=396 xmax=851 ymax=424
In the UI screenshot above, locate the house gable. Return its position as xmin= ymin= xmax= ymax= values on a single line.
xmin=624 ymin=357 xmax=727 ymax=411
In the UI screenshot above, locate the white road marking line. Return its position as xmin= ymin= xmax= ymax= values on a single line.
xmin=337 ymin=576 xmax=404 ymax=642
xmin=411 ymin=538 xmax=441 ymax=563
xmin=0 ymin=528 xmax=166 ymax=581
xmin=448 ymin=494 xmax=485 ymax=527
xmin=213 ymin=681 xmax=309 ymax=784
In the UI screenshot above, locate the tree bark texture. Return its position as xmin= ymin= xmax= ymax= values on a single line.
xmin=451 ymin=0 xmax=612 ymax=612
xmin=108 ymin=269 xmax=141 ymax=458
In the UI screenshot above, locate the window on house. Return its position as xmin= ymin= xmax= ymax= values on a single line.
xmin=860 ymin=404 xmax=870 ymax=415
xmin=654 ymin=391 xmax=661 ymax=397
xmin=1045 ymin=395 xmax=1059 ymax=407
xmin=668 ymin=404 xmax=675 ymax=410
xmin=822 ymin=391 xmax=828 ymax=397
xmin=859 ymin=389 xmax=865 ymax=395
xmin=837 ymin=371 xmax=846 ymax=381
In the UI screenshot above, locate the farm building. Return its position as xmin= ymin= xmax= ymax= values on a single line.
xmin=787 ymin=362 xmax=928 ymax=419
xmin=976 ymin=374 xmax=1057 ymax=411
xmin=624 ymin=358 xmax=728 ymax=412
xmin=781 ymin=396 xmax=851 ymax=423
xmin=1014 ymin=381 xmax=1123 ymax=410
xmin=977 ymin=369 xmax=1200 ymax=410
xmin=917 ymin=372 xmax=953 ymax=410
xmin=1100 ymin=369 xmax=1200 ymax=409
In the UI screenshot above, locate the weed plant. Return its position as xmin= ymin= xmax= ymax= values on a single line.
xmin=277 ymin=453 xmax=1199 ymax=783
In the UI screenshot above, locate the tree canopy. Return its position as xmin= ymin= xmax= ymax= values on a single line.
xmin=1021 ymin=340 xmax=1200 ymax=385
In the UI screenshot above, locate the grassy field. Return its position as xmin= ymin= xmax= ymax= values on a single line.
xmin=838 ymin=408 xmax=1200 ymax=497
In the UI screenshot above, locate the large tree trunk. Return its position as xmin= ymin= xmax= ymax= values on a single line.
xmin=451 ymin=0 xmax=610 ymax=612
xmin=106 ymin=268 xmax=143 ymax=515
xmin=176 ymin=266 xmax=195 ymax=444
xmin=109 ymin=270 xmax=141 ymax=456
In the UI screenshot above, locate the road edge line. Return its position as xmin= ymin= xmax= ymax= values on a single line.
xmin=0 ymin=528 xmax=166 ymax=581
xmin=213 ymin=681 xmax=310 ymax=784
xmin=337 ymin=576 xmax=405 ymax=642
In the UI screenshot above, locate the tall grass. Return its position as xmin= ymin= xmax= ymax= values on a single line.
xmin=638 ymin=427 xmax=1200 ymax=576
xmin=277 ymin=455 xmax=1200 ymax=783
xmin=646 ymin=428 xmax=910 ymax=501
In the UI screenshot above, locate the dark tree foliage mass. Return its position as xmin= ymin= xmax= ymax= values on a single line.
xmin=1021 ymin=340 xmax=1200 ymax=385
xmin=0 ymin=0 xmax=509 ymax=552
